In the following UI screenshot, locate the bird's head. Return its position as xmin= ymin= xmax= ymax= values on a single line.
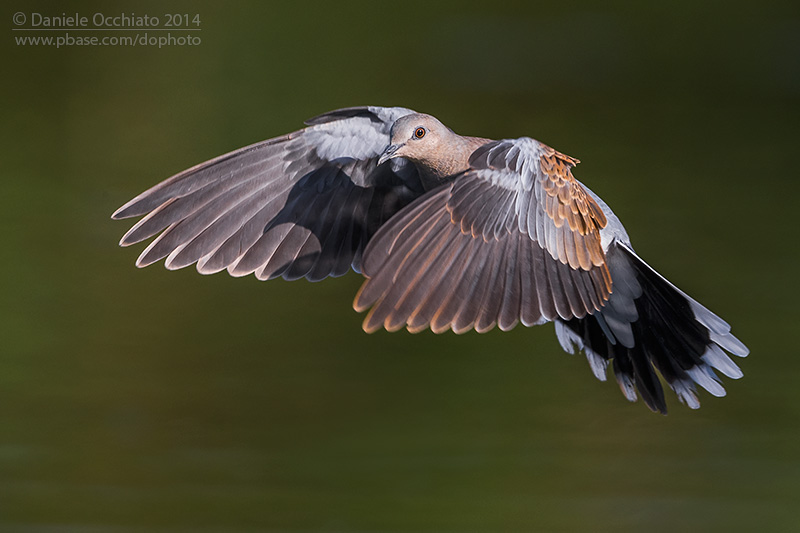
xmin=378 ymin=113 xmax=451 ymax=166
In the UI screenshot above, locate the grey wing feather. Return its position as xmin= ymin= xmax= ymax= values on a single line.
xmin=459 ymin=138 xmax=609 ymax=270
xmin=113 ymin=106 xmax=423 ymax=281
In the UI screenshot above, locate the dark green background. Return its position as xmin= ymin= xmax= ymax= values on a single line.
xmin=3 ymin=1 xmax=798 ymax=531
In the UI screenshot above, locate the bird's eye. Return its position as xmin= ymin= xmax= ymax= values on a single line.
xmin=414 ymin=127 xmax=426 ymax=139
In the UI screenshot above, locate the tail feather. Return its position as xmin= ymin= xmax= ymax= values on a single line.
xmin=555 ymin=242 xmax=747 ymax=413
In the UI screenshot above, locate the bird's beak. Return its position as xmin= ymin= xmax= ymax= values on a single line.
xmin=378 ymin=143 xmax=403 ymax=166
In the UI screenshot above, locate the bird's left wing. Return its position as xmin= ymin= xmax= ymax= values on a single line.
xmin=355 ymin=137 xmax=612 ymax=333
xmin=112 ymin=106 xmax=423 ymax=281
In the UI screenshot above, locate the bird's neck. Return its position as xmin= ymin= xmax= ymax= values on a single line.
xmin=417 ymin=135 xmax=492 ymax=191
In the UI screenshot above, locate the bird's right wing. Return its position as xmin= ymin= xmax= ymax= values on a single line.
xmin=112 ymin=106 xmax=423 ymax=281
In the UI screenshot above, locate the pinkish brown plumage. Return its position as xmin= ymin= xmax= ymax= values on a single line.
xmin=378 ymin=113 xmax=491 ymax=190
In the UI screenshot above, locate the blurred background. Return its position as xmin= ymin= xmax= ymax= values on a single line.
xmin=2 ymin=1 xmax=798 ymax=531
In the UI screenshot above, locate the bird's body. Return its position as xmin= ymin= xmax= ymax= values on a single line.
xmin=113 ymin=106 xmax=748 ymax=413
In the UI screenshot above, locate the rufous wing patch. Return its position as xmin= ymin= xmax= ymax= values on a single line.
xmin=538 ymin=146 xmax=608 ymax=276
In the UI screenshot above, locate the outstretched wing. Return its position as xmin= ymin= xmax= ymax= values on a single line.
xmin=354 ymin=137 xmax=612 ymax=333
xmin=112 ymin=106 xmax=424 ymax=281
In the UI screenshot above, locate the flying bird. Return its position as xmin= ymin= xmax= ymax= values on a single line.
xmin=112 ymin=106 xmax=748 ymax=413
